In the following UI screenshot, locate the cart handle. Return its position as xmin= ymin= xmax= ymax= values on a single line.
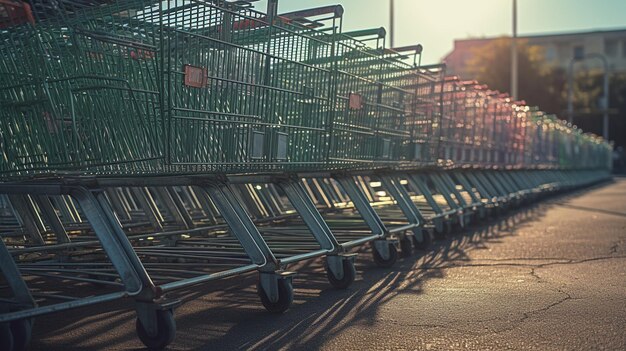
xmin=341 ymin=27 xmax=386 ymax=40
xmin=279 ymin=5 xmax=344 ymax=21
xmin=390 ymin=44 xmax=423 ymax=55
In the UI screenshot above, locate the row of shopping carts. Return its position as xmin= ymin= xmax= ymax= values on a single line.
xmin=0 ymin=0 xmax=613 ymax=349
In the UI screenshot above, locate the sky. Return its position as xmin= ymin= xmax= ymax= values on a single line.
xmin=252 ymin=0 xmax=626 ymax=64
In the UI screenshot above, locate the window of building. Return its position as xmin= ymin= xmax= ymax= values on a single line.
xmin=605 ymin=39 xmax=618 ymax=57
xmin=573 ymin=45 xmax=585 ymax=59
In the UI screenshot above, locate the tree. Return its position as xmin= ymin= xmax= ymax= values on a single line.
xmin=465 ymin=37 xmax=565 ymax=115
xmin=568 ymin=70 xmax=626 ymax=148
xmin=465 ymin=37 xmax=626 ymax=149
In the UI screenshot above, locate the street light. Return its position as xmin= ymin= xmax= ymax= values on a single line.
xmin=389 ymin=0 xmax=395 ymax=48
xmin=567 ymin=53 xmax=610 ymax=140
xmin=511 ymin=0 xmax=518 ymax=101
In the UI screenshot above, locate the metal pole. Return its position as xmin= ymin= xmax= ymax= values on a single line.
xmin=511 ymin=0 xmax=518 ymax=100
xmin=602 ymin=65 xmax=610 ymax=140
xmin=389 ymin=0 xmax=395 ymax=48
xmin=587 ymin=54 xmax=610 ymax=140
xmin=567 ymin=58 xmax=575 ymax=124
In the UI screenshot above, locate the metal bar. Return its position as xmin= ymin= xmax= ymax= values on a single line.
xmin=335 ymin=176 xmax=386 ymax=236
xmin=379 ymin=174 xmax=423 ymax=225
xmin=35 ymin=195 xmax=70 ymax=244
xmin=278 ymin=180 xmax=339 ymax=252
xmin=202 ymin=184 xmax=275 ymax=269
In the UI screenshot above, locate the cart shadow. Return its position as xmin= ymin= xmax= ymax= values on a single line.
xmin=29 ymin=183 xmax=609 ymax=350
xmin=184 ymin=207 xmax=537 ymax=351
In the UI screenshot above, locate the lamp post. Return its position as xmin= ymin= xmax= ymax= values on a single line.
xmin=389 ymin=0 xmax=395 ymax=48
xmin=511 ymin=0 xmax=518 ymax=101
xmin=567 ymin=53 xmax=610 ymax=140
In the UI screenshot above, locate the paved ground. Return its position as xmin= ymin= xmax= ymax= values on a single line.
xmin=32 ymin=178 xmax=626 ymax=350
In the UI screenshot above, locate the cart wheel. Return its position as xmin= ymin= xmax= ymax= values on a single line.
xmin=494 ymin=206 xmax=504 ymax=217
xmin=326 ymin=259 xmax=356 ymax=289
xmin=445 ymin=221 xmax=456 ymax=235
xmin=399 ymin=236 xmax=413 ymax=257
xmin=372 ymin=242 xmax=397 ymax=268
xmin=433 ymin=227 xmax=447 ymax=241
xmin=10 ymin=319 xmax=32 ymax=351
xmin=136 ymin=309 xmax=176 ymax=350
xmin=453 ymin=220 xmax=463 ymax=234
xmin=257 ymin=279 xmax=293 ymax=314
xmin=412 ymin=230 xmax=432 ymax=250
xmin=470 ymin=212 xmax=479 ymax=225
xmin=434 ymin=220 xmax=444 ymax=234
xmin=0 ymin=323 xmax=13 ymax=351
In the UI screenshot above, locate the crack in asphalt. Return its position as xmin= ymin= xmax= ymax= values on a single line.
xmin=377 ymin=319 xmax=449 ymax=329
xmin=393 ymin=256 xmax=622 ymax=336
xmin=380 ymin=284 xmax=581 ymax=336
xmin=457 ymin=257 xmax=584 ymax=262
xmin=529 ymin=268 xmax=542 ymax=283
xmin=609 ymin=239 xmax=623 ymax=254
xmin=417 ymin=255 xmax=626 ymax=271
xmin=488 ymin=286 xmax=577 ymax=335
xmin=522 ymin=287 xmax=575 ymax=319
xmin=404 ymin=250 xmax=609 ymax=337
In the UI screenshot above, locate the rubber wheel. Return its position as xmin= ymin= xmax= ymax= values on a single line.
xmin=372 ymin=242 xmax=398 ymax=268
xmin=0 ymin=323 xmax=13 ymax=351
xmin=10 ymin=319 xmax=32 ymax=351
xmin=453 ymin=220 xmax=463 ymax=234
xmin=464 ymin=214 xmax=473 ymax=227
xmin=445 ymin=221 xmax=456 ymax=235
xmin=257 ymin=279 xmax=293 ymax=314
xmin=433 ymin=227 xmax=447 ymax=241
xmin=412 ymin=230 xmax=432 ymax=250
xmin=326 ymin=259 xmax=356 ymax=289
xmin=399 ymin=236 xmax=413 ymax=257
xmin=136 ymin=309 xmax=176 ymax=350
xmin=434 ymin=220 xmax=446 ymax=236
xmin=494 ymin=206 xmax=504 ymax=217
xmin=470 ymin=212 xmax=479 ymax=225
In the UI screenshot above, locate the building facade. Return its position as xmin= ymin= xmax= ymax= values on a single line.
xmin=443 ymin=28 xmax=626 ymax=79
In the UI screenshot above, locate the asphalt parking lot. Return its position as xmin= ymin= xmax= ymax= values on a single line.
xmin=31 ymin=178 xmax=626 ymax=350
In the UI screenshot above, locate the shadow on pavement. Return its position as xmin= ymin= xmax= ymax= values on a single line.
xmin=30 ymin=183 xmax=610 ymax=350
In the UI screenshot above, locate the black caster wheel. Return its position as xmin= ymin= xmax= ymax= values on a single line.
xmin=10 ymin=319 xmax=32 ymax=351
xmin=411 ymin=230 xmax=432 ymax=250
xmin=326 ymin=259 xmax=356 ymax=289
xmin=372 ymin=242 xmax=398 ymax=268
xmin=433 ymin=226 xmax=447 ymax=241
xmin=470 ymin=210 xmax=480 ymax=225
xmin=257 ymin=279 xmax=293 ymax=314
xmin=494 ymin=206 xmax=504 ymax=217
xmin=445 ymin=221 xmax=456 ymax=235
xmin=136 ymin=309 xmax=176 ymax=350
xmin=453 ymin=220 xmax=463 ymax=234
xmin=399 ymin=236 xmax=413 ymax=257
xmin=480 ymin=212 xmax=488 ymax=222
xmin=0 ymin=323 xmax=13 ymax=351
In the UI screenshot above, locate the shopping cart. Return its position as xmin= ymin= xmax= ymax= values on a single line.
xmin=0 ymin=1 xmax=614 ymax=350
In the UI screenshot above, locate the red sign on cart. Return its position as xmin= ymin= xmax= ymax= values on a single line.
xmin=184 ymin=65 xmax=208 ymax=88
xmin=349 ymin=92 xmax=363 ymax=110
